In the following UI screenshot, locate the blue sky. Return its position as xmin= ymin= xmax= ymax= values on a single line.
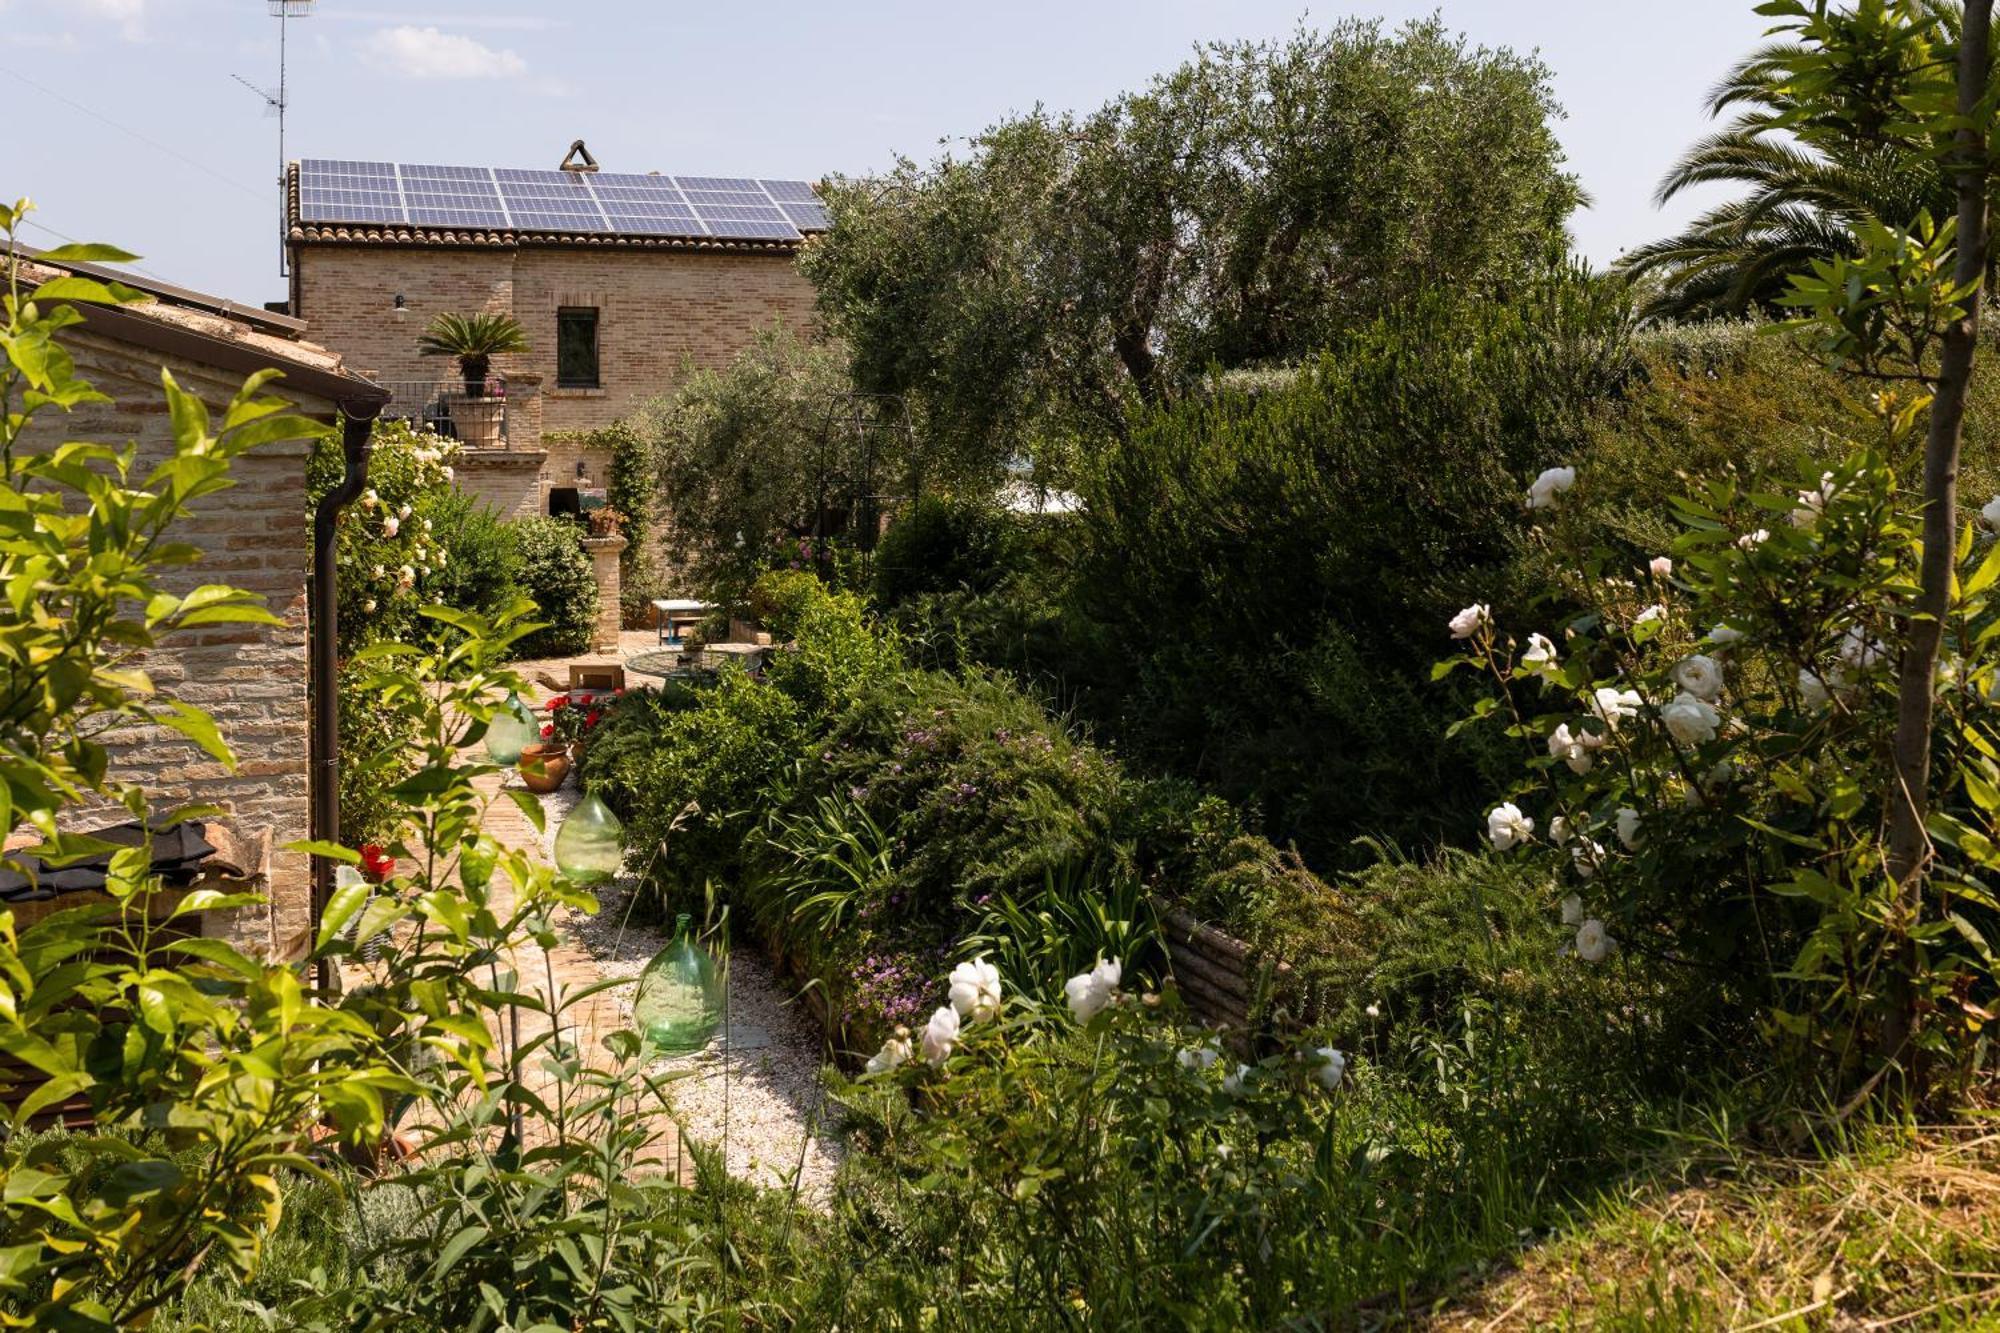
xmin=3 ymin=0 xmax=1774 ymax=306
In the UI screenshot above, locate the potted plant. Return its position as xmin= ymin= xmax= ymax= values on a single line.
xmin=416 ymin=311 xmax=530 ymax=399
xmin=587 ymin=506 xmax=623 ymax=538
xmin=517 ymin=733 xmax=572 ymax=794
xmin=544 ymin=691 xmax=611 ymax=764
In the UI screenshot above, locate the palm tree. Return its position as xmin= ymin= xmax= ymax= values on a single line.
xmin=1620 ymin=5 xmax=1965 ymax=322
xmin=416 ymin=312 xmax=531 ymax=398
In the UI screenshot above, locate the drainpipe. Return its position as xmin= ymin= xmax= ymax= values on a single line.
xmin=309 ymin=408 xmax=379 ymax=993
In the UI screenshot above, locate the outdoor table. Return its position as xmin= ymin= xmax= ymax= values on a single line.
xmin=651 ymin=598 xmax=713 ymax=646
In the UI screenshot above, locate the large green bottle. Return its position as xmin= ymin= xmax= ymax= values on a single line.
xmin=554 ymin=791 xmax=623 ymax=885
xmin=484 ymin=690 xmax=538 ymax=765
xmin=633 ymin=914 xmax=722 ymax=1054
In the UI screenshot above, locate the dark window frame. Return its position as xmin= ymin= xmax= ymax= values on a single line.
xmin=556 ymin=306 xmax=600 ymax=389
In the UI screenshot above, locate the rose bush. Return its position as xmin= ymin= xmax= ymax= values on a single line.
xmin=1443 ymin=448 xmax=2000 ymax=1095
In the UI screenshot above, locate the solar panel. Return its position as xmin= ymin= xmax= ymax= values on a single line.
xmin=675 ymin=175 xmax=760 ymax=192
xmin=780 ymin=202 xmax=832 ymax=232
xmin=702 ymin=218 xmax=803 ymax=241
xmin=296 ymin=159 xmax=822 ymax=239
xmin=759 ymin=179 xmax=820 ymax=203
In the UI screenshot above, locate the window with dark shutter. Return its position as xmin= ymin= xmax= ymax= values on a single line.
xmin=556 ymin=307 xmax=599 ymax=388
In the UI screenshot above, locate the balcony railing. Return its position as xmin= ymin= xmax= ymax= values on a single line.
xmin=374 ymin=378 xmax=527 ymax=449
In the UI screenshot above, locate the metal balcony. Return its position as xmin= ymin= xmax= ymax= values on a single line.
xmin=373 ymin=378 xmax=526 ymax=449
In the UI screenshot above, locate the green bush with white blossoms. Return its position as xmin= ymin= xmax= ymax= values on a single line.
xmin=1443 ymin=448 xmax=2000 ymax=1098
xmin=841 ymin=952 xmax=1363 ymax=1318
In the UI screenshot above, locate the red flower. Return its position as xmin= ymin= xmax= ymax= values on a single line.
xmin=359 ymin=843 xmax=394 ymax=884
xmin=586 ymin=709 xmax=602 ymax=728
xmin=540 ymin=722 xmax=554 ymax=740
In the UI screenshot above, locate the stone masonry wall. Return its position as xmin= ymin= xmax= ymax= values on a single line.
xmin=293 ymin=244 xmax=817 ymax=436
xmin=23 ymin=331 xmax=328 ymax=959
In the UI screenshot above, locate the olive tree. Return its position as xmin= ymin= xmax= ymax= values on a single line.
xmin=801 ymin=17 xmax=1582 ymax=482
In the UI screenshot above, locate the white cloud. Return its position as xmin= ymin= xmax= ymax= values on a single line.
xmin=2 ymin=30 xmax=80 ymax=51
xmin=363 ymin=25 xmax=526 ymax=79
xmin=76 ymin=0 xmax=145 ymax=41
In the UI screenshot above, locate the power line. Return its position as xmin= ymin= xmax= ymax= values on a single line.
xmin=0 ymin=63 xmax=268 ymax=202
xmin=17 ymin=216 xmax=171 ymax=283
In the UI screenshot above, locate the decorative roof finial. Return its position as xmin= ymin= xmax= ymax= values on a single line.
xmin=559 ymin=140 xmax=599 ymax=173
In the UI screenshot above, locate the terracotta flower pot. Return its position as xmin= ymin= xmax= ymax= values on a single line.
xmin=517 ymin=742 xmax=572 ymax=794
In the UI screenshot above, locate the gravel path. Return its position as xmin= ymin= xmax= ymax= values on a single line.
xmin=541 ymin=794 xmax=845 ymax=1203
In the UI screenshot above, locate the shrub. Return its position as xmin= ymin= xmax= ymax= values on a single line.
xmin=872 ymin=494 xmax=1023 ymax=609
xmin=756 ymin=572 xmax=903 ymax=718
xmin=306 ymin=420 xmax=463 ymax=654
xmin=583 ymin=672 xmax=804 ymax=908
xmin=414 ymin=487 xmax=518 ymax=632
xmin=509 ymin=515 xmax=599 ymax=658
xmin=1448 ymin=443 xmax=2000 ymax=1095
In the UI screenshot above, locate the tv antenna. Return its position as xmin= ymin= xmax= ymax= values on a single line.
xmin=233 ymin=0 xmax=315 ymax=278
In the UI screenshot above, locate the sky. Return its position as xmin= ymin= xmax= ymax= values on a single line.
xmin=2 ymin=0 xmax=1777 ymax=307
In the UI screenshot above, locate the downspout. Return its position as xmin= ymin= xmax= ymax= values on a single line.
xmin=309 ymin=407 xmax=379 ymax=992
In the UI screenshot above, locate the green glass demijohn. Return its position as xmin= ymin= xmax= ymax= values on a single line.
xmin=633 ymin=914 xmax=722 ymax=1055
xmin=484 ymin=690 xmax=537 ymax=765
xmin=554 ymin=791 xmax=624 ymax=886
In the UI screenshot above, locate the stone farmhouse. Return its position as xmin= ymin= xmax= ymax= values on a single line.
xmin=8 ymin=249 xmax=387 ymax=962
xmin=282 ymin=144 xmax=824 ymax=557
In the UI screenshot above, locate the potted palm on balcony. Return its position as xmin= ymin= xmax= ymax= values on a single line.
xmin=416 ymin=312 xmax=529 ymax=448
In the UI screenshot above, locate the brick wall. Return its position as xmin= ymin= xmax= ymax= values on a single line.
xmin=294 ymin=244 xmax=817 ymax=435
xmin=22 ymin=332 xmax=328 ymax=959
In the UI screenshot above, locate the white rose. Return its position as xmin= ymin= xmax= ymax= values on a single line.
xmin=1648 ymin=556 xmax=1673 ymax=579
xmin=1550 ymin=816 xmax=1574 ymax=847
xmin=371 ymin=563 xmax=385 ymax=579
xmin=1571 ymin=838 xmax=1605 ymax=879
xmin=920 ymin=1005 xmax=960 ymax=1065
xmin=1526 ymin=465 xmax=1576 ymax=510
xmin=1798 ymin=668 xmax=1835 ymax=711
xmin=382 ymin=516 xmax=400 ymax=538
xmin=1634 ymin=604 xmax=1665 ymax=626
xmin=1984 ymin=495 xmax=2000 ymax=531
xmin=1661 ymin=692 xmax=1722 ymax=744
xmin=1486 ymin=801 xmax=1534 ymax=851
xmin=1575 ymin=918 xmax=1614 ymax=964
xmin=1548 ymin=723 xmax=1598 ymax=774
xmin=1839 ymin=626 xmax=1884 ymax=672
xmin=1591 ymin=687 xmax=1643 ymax=731
xmin=1615 ymin=806 xmax=1643 ymax=850
xmin=1222 ymin=1063 xmax=1252 ymax=1096
xmin=1520 ymin=632 xmax=1560 ymax=678
xmin=1177 ymin=1042 xmax=1220 ymax=1072
xmin=864 ymin=1034 xmax=912 ymax=1075
xmin=1561 ymin=893 xmax=1585 ymax=926
xmin=1449 ymin=603 xmax=1492 ymax=640
xmin=1309 ymin=1046 xmax=1346 ymax=1091
xmin=361 ymin=598 xmax=377 ymax=614
xmin=1793 ymin=472 xmax=1836 ymax=527
xmin=360 ymin=489 xmax=379 ymax=510
xmin=1709 ymin=624 xmax=1745 ymax=649
xmin=1737 ymin=529 xmax=1771 ymax=550
xmin=947 ymin=957 xmax=1002 ymax=1022
xmin=1672 ymin=655 xmax=1724 ymax=702
xmin=398 ymin=503 xmax=412 ymax=521
xmin=1063 ymin=958 xmax=1122 ymax=1023
xmin=441 ymin=465 xmax=455 ymax=483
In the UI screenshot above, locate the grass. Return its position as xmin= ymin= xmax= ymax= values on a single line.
xmin=1425 ymin=1111 xmax=2000 ymax=1330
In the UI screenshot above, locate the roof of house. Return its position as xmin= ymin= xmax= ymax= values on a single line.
xmin=286 ymin=156 xmax=830 ymax=255
xmin=18 ymin=246 xmax=388 ymax=415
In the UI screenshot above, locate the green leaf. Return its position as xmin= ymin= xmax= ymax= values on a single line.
xmin=317 ymin=879 xmax=370 ymax=950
